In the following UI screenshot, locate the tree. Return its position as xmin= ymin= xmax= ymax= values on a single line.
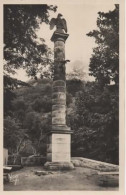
xmin=4 ymin=4 xmax=57 ymax=78
xmin=7 ymin=79 xmax=52 ymax=155
xmin=67 ymin=82 xmax=119 ymax=164
xmin=87 ymin=5 xmax=119 ymax=86
xmin=4 ymin=116 xmax=29 ymax=154
xmin=4 ymin=74 xmax=30 ymax=116
xmin=66 ymin=79 xmax=84 ymax=96
xmin=4 ymin=5 xmax=57 ymax=116
xmin=66 ymin=60 xmax=88 ymax=81
xmin=67 ymin=6 xmax=119 ymax=164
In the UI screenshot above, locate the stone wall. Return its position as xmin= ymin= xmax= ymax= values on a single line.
xmin=71 ymin=157 xmax=119 ymax=172
xmin=21 ymin=157 xmax=46 ymax=166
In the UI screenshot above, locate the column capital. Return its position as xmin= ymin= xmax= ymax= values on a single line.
xmin=51 ymin=31 xmax=69 ymax=42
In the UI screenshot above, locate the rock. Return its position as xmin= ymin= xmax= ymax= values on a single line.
xmin=35 ymin=171 xmax=49 ymax=176
xmin=44 ymin=161 xmax=75 ymax=171
xmin=48 ymin=172 xmax=53 ymax=174
xmin=7 ymin=165 xmax=23 ymax=171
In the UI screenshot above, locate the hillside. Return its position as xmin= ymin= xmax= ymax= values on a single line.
xmin=4 ymin=78 xmax=119 ymax=164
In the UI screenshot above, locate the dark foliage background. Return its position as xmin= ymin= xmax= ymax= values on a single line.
xmin=4 ymin=5 xmax=119 ymax=164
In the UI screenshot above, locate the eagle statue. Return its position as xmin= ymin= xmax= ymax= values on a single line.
xmin=49 ymin=13 xmax=67 ymax=33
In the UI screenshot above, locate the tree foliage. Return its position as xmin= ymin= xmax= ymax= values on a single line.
xmin=4 ymin=4 xmax=56 ymax=116
xmin=4 ymin=74 xmax=30 ymax=115
xmin=67 ymin=82 xmax=119 ymax=164
xmin=66 ymin=61 xmax=87 ymax=81
xmin=4 ymin=5 xmax=119 ymax=165
xmin=4 ymin=78 xmax=119 ymax=164
xmin=66 ymin=79 xmax=84 ymax=96
xmin=67 ymin=5 xmax=118 ymax=164
xmin=4 ymin=116 xmax=29 ymax=154
xmin=4 ymin=4 xmax=57 ymax=77
xmin=4 ymin=79 xmax=52 ymax=155
xmin=87 ymin=5 xmax=119 ymax=86
xmin=67 ymin=5 xmax=119 ymax=164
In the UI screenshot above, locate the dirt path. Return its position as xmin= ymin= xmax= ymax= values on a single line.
xmin=4 ymin=166 xmax=118 ymax=191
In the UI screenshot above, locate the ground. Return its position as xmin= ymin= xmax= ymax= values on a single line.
xmin=4 ymin=166 xmax=118 ymax=191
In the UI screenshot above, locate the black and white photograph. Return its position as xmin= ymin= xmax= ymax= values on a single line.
xmin=2 ymin=0 xmax=125 ymax=193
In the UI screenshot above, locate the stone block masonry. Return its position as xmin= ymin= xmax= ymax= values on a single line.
xmin=44 ymin=26 xmax=74 ymax=170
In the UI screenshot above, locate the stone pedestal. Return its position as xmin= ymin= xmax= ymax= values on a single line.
xmin=44 ymin=30 xmax=74 ymax=170
xmin=46 ymin=133 xmax=72 ymax=162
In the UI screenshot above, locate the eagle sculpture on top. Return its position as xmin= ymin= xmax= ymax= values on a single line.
xmin=50 ymin=13 xmax=67 ymax=33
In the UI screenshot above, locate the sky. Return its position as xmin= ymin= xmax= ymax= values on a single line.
xmin=14 ymin=3 xmax=115 ymax=81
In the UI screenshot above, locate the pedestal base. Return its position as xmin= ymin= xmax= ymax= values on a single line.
xmin=46 ymin=133 xmax=72 ymax=162
xmin=44 ymin=161 xmax=74 ymax=170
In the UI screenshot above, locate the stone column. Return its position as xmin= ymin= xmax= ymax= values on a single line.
xmin=44 ymin=31 xmax=74 ymax=170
